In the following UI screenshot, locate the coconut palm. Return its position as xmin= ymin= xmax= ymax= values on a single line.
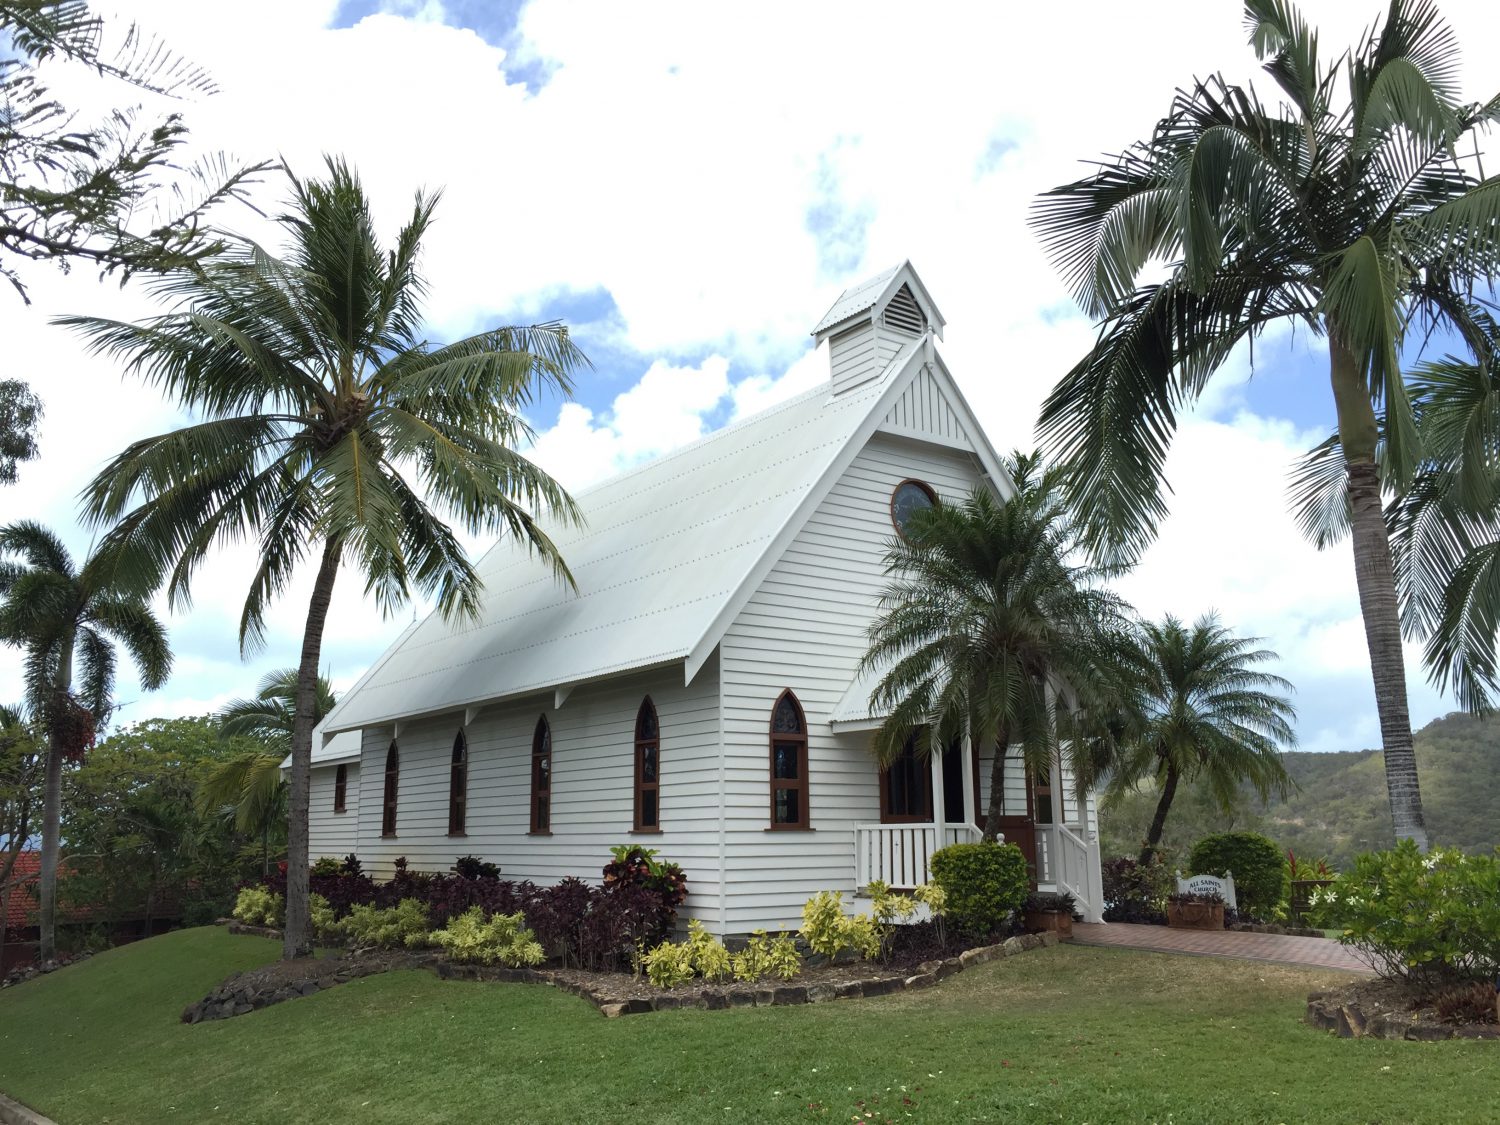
xmin=1108 ymin=615 xmax=1295 ymax=865
xmin=1030 ymin=0 xmax=1500 ymax=850
xmin=861 ymin=453 xmax=1134 ymax=840
xmin=200 ymin=669 xmax=337 ymax=875
xmin=60 ymin=158 xmax=589 ymax=958
xmin=0 ymin=521 xmax=171 ymax=959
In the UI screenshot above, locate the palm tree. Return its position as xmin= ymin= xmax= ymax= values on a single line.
xmin=1030 ymin=0 xmax=1500 ymax=850
xmin=1108 ymin=615 xmax=1295 ymax=865
xmin=200 ymin=669 xmax=337 ymax=876
xmin=61 ymin=158 xmax=589 ymax=958
xmin=861 ymin=454 xmax=1133 ymax=840
xmin=0 ymin=522 xmax=171 ymax=959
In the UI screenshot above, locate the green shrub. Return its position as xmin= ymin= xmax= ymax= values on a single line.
xmin=308 ymin=893 xmax=339 ymax=941
xmin=430 ymin=907 xmax=545 ymax=967
xmin=1311 ymin=840 xmax=1500 ymax=985
xmin=310 ymin=856 xmax=344 ymax=877
xmin=643 ymin=939 xmax=696 ymax=988
xmin=929 ymin=842 xmax=1029 ymax=935
xmin=730 ymin=930 xmax=802 ymax=982
xmin=232 ymin=886 xmax=283 ymax=927
xmin=342 ymin=898 xmax=431 ymax=949
xmin=800 ymin=891 xmax=880 ymax=960
xmin=1188 ymin=833 xmax=1288 ymax=920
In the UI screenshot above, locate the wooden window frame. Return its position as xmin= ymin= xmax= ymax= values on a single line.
xmin=448 ymin=730 xmax=468 ymax=837
xmin=889 ymin=478 xmax=938 ymax=541
xmin=767 ymin=689 xmax=811 ymax=830
xmin=333 ymin=763 xmax=348 ymax=814
xmin=878 ymin=735 xmax=932 ymax=823
xmin=530 ymin=716 xmax=552 ymax=835
xmin=633 ymin=697 xmax=661 ymax=832
xmin=381 ymin=742 xmax=399 ymax=838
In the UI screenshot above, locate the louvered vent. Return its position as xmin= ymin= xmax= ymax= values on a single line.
xmin=882 ymin=284 xmax=925 ymax=336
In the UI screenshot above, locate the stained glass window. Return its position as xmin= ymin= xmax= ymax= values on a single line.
xmin=769 ymin=690 xmax=809 ymax=828
xmin=891 ymin=480 xmax=938 ymax=539
xmin=531 ymin=717 xmax=552 ymax=833
xmin=448 ymin=731 xmax=468 ymax=836
xmin=634 ymin=698 xmax=661 ymax=830
xmin=381 ymin=743 xmax=399 ymax=837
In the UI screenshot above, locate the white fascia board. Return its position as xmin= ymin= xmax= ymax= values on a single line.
xmin=829 ymin=716 xmax=885 ymax=734
xmin=925 ymin=349 xmax=1016 ymax=500
xmin=318 ymin=616 xmax=423 ymax=735
xmin=683 ymin=342 xmax=930 ymax=684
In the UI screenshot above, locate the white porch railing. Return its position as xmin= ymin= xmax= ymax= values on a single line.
xmin=1036 ymin=823 xmax=1105 ymax=923
xmin=854 ymin=823 xmax=983 ymax=890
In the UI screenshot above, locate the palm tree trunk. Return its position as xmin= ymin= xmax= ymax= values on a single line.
xmin=38 ymin=641 xmax=73 ymax=963
xmin=282 ymin=539 xmax=341 ymax=960
xmin=981 ymin=727 xmax=1010 ymax=842
xmin=1139 ymin=763 xmax=1179 ymax=866
xmin=1330 ymin=335 xmax=1428 ymax=851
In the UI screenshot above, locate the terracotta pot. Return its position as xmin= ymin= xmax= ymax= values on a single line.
xmin=1023 ymin=909 xmax=1073 ymax=941
xmin=1167 ymin=900 xmax=1224 ymax=931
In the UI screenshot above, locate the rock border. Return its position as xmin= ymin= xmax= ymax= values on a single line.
xmin=1306 ymin=988 xmax=1500 ymax=1041
xmin=190 ymin=925 xmax=1061 ymax=1022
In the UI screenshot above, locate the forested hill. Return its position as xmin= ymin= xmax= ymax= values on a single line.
xmin=1099 ymin=711 xmax=1500 ymax=869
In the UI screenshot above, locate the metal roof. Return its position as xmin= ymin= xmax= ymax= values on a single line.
xmin=811 ymin=260 xmax=947 ymax=342
xmin=319 ymin=363 xmax=908 ymax=734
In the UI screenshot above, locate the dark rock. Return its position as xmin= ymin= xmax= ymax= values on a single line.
xmin=904 ymin=972 xmax=938 ymax=990
xmin=654 ymin=995 xmax=681 ymax=1011
xmin=1454 ymin=1025 xmax=1500 ymax=1039
xmin=624 ymin=998 xmax=654 ymax=1015
xmin=805 ymin=983 xmax=836 ymax=1004
xmin=300 ymin=981 xmax=320 ymax=997
xmin=772 ymin=985 xmax=809 ymax=1005
xmin=701 ymin=990 xmax=729 ymax=1010
xmin=935 ymin=958 xmax=962 ymax=979
xmin=726 ymin=990 xmax=757 ymax=1007
xmin=232 ymin=1002 xmax=253 ymax=1016
xmin=861 ymin=977 xmax=900 ymax=998
xmin=1404 ymin=1023 xmax=1452 ymax=1041
xmin=754 ymin=988 xmax=777 ymax=1006
xmin=1335 ymin=1005 xmax=1367 ymax=1038
xmin=833 ymin=981 xmax=865 ymax=1000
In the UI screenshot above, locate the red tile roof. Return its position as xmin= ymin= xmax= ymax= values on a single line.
xmin=2 ymin=852 xmax=41 ymax=930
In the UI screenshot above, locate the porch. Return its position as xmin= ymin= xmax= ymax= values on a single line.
xmin=847 ymin=735 xmax=1104 ymax=922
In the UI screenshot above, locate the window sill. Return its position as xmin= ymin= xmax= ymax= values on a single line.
xmin=381 ymin=833 xmax=397 ymax=839
xmin=630 ymin=827 xmax=663 ymax=835
xmin=527 ymin=830 xmax=553 ymax=837
xmin=764 ymin=825 xmax=815 ymax=832
xmin=333 ymin=808 xmax=347 ymax=815
xmin=447 ymin=832 xmax=467 ymax=839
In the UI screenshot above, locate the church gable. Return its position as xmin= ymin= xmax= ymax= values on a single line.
xmin=878 ymin=363 xmax=974 ymax=450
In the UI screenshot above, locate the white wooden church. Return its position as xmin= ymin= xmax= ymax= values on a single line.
xmin=308 ymin=263 xmax=1106 ymax=934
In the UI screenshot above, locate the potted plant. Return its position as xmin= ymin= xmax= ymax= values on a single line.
xmin=1023 ymin=891 xmax=1076 ymax=940
xmin=1166 ymin=890 xmax=1224 ymax=931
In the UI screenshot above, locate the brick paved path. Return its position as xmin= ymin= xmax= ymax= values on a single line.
xmin=1071 ymin=922 xmax=1373 ymax=974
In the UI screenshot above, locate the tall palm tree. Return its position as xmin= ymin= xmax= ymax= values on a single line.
xmin=861 ymin=454 xmax=1133 ymax=840
xmin=61 ymin=158 xmax=589 ymax=958
xmin=200 ymin=668 xmax=337 ymax=875
xmin=0 ymin=522 xmax=171 ymax=959
xmin=1030 ymin=0 xmax=1500 ymax=850
xmin=1109 ymin=615 xmax=1295 ymax=865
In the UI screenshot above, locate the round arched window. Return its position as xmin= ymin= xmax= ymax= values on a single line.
xmin=890 ymin=479 xmax=937 ymax=538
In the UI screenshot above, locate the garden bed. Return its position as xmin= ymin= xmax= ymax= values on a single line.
xmin=186 ymin=923 xmax=1061 ymax=1021
xmin=1306 ymin=978 xmax=1500 ymax=1041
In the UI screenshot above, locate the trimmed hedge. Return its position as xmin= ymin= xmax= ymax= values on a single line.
xmin=929 ymin=841 xmax=1029 ymax=936
xmin=1188 ymin=832 xmax=1287 ymax=920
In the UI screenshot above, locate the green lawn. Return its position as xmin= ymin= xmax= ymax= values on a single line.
xmin=0 ymin=928 xmax=1492 ymax=1124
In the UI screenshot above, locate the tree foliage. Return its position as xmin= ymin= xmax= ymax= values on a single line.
xmin=62 ymin=157 xmax=590 ymax=958
xmin=0 ymin=1 xmax=271 ymax=301
xmin=0 ymin=380 xmax=42 ymax=484
xmin=860 ymin=452 xmax=1134 ymax=839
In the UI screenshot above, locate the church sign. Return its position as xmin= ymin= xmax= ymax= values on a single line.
xmin=1176 ymin=871 xmax=1238 ymax=911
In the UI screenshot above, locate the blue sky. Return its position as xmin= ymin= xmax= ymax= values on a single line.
xmin=8 ymin=0 xmax=1500 ymax=758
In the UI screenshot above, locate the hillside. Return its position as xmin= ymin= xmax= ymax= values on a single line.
xmin=1098 ymin=711 xmax=1500 ymax=868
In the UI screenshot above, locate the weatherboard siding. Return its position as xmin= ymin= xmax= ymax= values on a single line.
xmin=828 ymin=322 xmax=881 ymax=395
xmin=348 ymin=661 xmax=725 ymax=927
xmin=718 ymin=431 xmax=986 ymax=932
xmin=308 ymin=763 xmax=360 ymax=859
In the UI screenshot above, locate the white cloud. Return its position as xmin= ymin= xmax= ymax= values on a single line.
xmin=8 ymin=0 xmax=1498 ymax=745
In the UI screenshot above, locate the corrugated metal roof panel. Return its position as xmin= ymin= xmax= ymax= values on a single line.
xmin=811 ymin=264 xmax=902 ymax=337
xmin=322 ymin=375 xmax=892 ymax=733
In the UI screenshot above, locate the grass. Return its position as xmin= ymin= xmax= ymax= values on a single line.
xmin=1 ymin=928 xmax=1494 ymax=1124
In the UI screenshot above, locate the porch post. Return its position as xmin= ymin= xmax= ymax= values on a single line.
xmin=960 ymin=729 xmax=976 ymax=833
xmin=929 ymin=742 xmax=946 ymax=843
